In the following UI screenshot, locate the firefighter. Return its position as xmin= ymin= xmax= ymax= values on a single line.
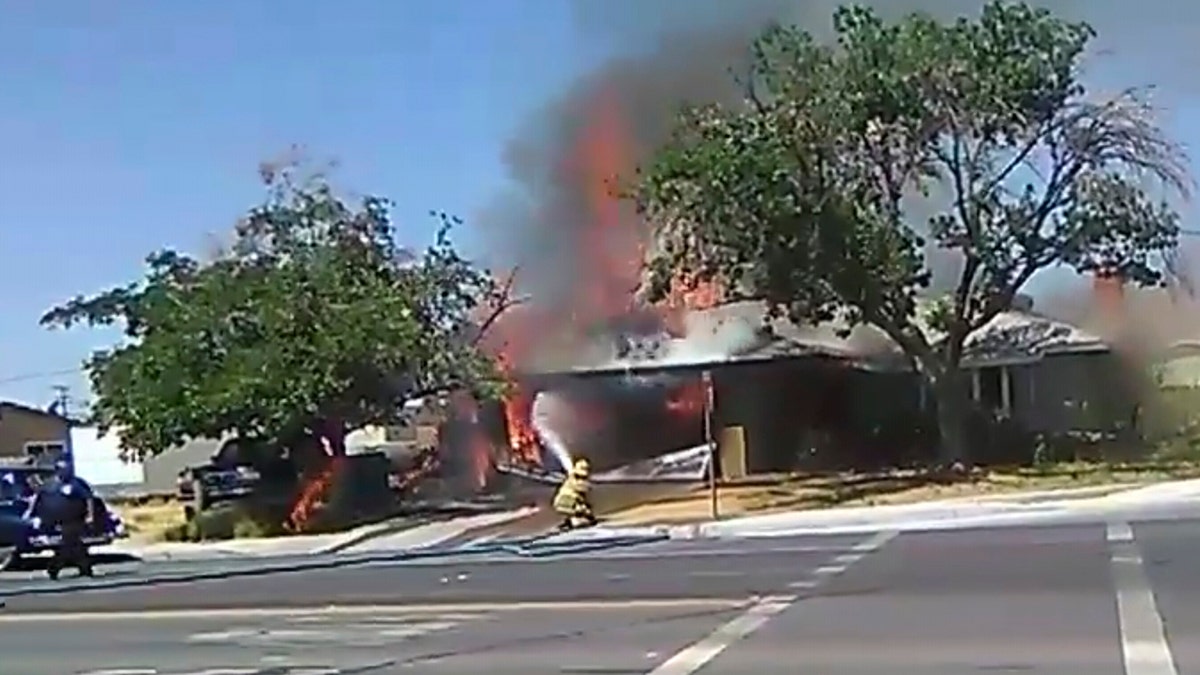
xmin=32 ymin=460 xmax=95 ymax=579
xmin=553 ymin=458 xmax=597 ymax=530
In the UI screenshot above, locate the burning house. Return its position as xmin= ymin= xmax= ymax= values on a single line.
xmin=426 ymin=72 xmax=1144 ymax=496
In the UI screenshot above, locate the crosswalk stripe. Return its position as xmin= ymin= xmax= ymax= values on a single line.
xmin=187 ymin=612 xmax=475 ymax=644
xmin=80 ymin=670 xmax=344 ymax=675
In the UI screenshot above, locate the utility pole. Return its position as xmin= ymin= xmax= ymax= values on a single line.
xmin=51 ymin=385 xmax=75 ymax=471
xmin=702 ymin=370 xmax=718 ymax=520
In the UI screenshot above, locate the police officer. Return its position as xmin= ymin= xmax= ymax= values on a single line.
xmin=32 ymin=460 xmax=95 ymax=579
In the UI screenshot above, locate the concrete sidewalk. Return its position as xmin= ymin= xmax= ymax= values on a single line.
xmin=98 ymin=509 xmax=536 ymax=562
xmin=534 ymin=478 xmax=1200 ymax=543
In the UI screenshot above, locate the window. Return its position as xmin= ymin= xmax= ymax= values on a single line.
xmin=24 ymin=441 xmax=66 ymax=463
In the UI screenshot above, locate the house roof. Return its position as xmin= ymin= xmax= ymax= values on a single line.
xmin=957 ymin=310 xmax=1108 ymax=367
xmin=0 ymin=401 xmax=68 ymax=423
xmin=521 ymin=298 xmax=1109 ymax=377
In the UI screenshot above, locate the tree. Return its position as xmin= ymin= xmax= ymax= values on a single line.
xmin=42 ymin=164 xmax=510 ymax=461
xmin=635 ymin=2 xmax=1191 ymax=464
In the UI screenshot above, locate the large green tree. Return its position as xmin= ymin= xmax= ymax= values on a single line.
xmin=635 ymin=2 xmax=1191 ymax=463
xmin=42 ymin=165 xmax=508 ymax=461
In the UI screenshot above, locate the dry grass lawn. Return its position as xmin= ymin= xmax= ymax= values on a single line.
xmin=601 ymin=461 xmax=1200 ymax=526
xmin=111 ymin=498 xmax=188 ymax=541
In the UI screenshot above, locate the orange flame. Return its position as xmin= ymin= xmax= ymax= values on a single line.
xmin=480 ymin=85 xmax=726 ymax=470
xmin=287 ymin=455 xmax=343 ymax=532
xmin=497 ymin=351 xmax=541 ymax=468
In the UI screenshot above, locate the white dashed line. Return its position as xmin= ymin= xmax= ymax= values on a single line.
xmin=1107 ymin=521 xmax=1178 ymax=675
xmin=645 ymin=594 xmax=796 ymax=675
xmin=645 ymin=530 xmax=897 ymax=675
xmin=834 ymin=553 xmax=865 ymax=565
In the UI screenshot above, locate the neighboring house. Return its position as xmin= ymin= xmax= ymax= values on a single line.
xmin=142 ymin=437 xmax=224 ymax=494
xmin=69 ymin=427 xmax=145 ymax=489
xmin=957 ymin=311 xmax=1129 ymax=435
xmin=1154 ymin=341 xmax=1200 ymax=389
xmin=0 ymin=401 xmax=70 ymax=463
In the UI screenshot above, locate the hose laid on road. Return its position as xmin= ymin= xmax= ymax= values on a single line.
xmin=0 ymin=529 xmax=670 ymax=600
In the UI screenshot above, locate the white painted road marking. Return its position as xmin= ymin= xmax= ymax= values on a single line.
xmin=645 ymin=530 xmax=897 ymax=674
xmin=78 ymin=662 xmax=343 ymax=667
xmin=645 ymin=594 xmax=796 ymax=675
xmin=1107 ymin=521 xmax=1179 ymax=675
xmin=797 ymin=530 xmax=896 ymax=583
xmin=2 ymin=598 xmax=746 ymax=623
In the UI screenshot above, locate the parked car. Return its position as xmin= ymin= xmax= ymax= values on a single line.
xmin=176 ymin=439 xmax=296 ymax=519
xmin=0 ymin=465 xmax=127 ymax=571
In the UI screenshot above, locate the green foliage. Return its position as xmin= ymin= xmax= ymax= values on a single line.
xmin=42 ymin=165 xmax=506 ymax=460
xmin=635 ymin=2 xmax=1191 ymax=460
xmin=162 ymin=504 xmax=286 ymax=542
xmin=637 ymin=1 xmax=1188 ymax=353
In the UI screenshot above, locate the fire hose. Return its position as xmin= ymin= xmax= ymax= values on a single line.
xmin=0 ymin=530 xmax=670 ymax=600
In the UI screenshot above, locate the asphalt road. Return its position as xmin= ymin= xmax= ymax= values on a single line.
xmin=4 ymin=519 xmax=1200 ymax=673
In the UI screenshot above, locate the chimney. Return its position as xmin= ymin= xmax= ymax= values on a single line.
xmin=1093 ymin=270 xmax=1126 ymax=337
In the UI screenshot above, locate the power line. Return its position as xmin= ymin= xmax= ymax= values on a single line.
xmin=0 ymin=368 xmax=82 ymax=386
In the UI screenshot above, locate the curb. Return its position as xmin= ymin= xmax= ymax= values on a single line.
xmin=624 ymin=482 xmax=1153 ymax=538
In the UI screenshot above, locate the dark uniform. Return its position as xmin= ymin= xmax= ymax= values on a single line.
xmin=33 ymin=464 xmax=94 ymax=579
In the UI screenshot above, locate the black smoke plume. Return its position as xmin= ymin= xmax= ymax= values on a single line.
xmin=477 ymin=0 xmax=1198 ymax=335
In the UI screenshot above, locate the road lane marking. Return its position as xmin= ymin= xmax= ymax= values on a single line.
xmin=359 ymin=543 xmax=866 ymax=567
xmin=645 ymin=594 xmax=796 ymax=675
xmin=797 ymin=531 xmax=895 ymax=582
xmin=0 ymin=598 xmax=750 ymax=623
xmin=856 ymin=530 xmax=899 ymax=553
xmin=1108 ymin=521 xmax=1135 ymax=543
xmin=648 ymin=530 xmax=897 ymax=675
xmin=79 ymin=662 xmax=345 ymax=667
xmin=1107 ymin=521 xmax=1179 ymax=675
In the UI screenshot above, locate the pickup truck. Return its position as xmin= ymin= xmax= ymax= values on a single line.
xmin=176 ymin=439 xmax=296 ymax=518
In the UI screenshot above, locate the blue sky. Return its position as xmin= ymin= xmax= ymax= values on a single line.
xmin=0 ymin=1 xmax=1196 ymax=410
xmin=0 ymin=0 xmax=618 ymax=408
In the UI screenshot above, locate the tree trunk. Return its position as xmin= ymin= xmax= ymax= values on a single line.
xmin=928 ymin=365 xmax=970 ymax=468
xmin=317 ymin=417 xmax=347 ymax=457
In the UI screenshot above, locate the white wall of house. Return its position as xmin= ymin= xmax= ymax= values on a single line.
xmin=70 ymin=427 xmax=144 ymax=486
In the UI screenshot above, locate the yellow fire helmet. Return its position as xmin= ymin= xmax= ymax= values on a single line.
xmin=571 ymin=457 xmax=590 ymax=478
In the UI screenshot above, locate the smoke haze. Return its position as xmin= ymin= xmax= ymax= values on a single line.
xmin=476 ymin=0 xmax=1200 ymax=353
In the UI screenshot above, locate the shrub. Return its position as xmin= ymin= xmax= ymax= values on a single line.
xmin=159 ymin=504 xmax=286 ymax=542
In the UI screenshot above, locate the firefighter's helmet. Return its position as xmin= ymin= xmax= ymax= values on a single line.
xmin=571 ymin=458 xmax=590 ymax=478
